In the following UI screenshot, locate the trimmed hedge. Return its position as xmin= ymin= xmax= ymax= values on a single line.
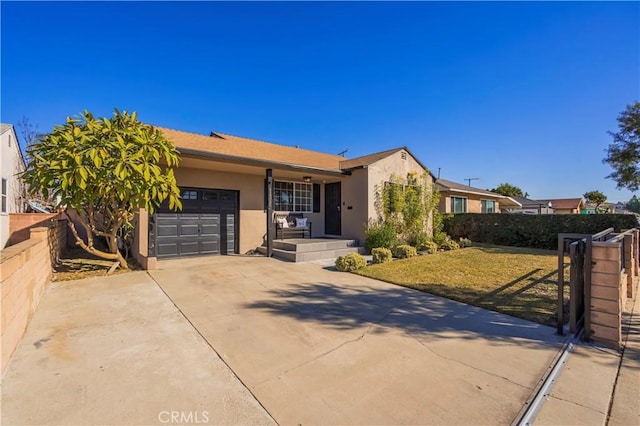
xmin=335 ymin=252 xmax=367 ymax=272
xmin=393 ymin=245 xmax=418 ymax=259
xmin=371 ymin=247 xmax=393 ymax=264
xmin=443 ymin=213 xmax=638 ymax=250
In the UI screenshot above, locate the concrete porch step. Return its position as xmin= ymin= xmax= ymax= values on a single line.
xmin=257 ymin=238 xmax=364 ymax=262
xmin=272 ymin=238 xmax=360 ymax=253
xmin=257 ymin=247 xmax=361 ymax=262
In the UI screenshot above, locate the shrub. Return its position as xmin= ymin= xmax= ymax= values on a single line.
xmin=371 ymin=247 xmax=393 ymax=264
xmin=440 ymin=238 xmax=460 ymax=251
xmin=443 ymin=213 xmax=638 ymax=250
xmin=364 ymin=221 xmax=398 ymax=253
xmin=458 ymin=237 xmax=473 ymax=248
xmin=433 ymin=230 xmax=448 ymax=245
xmin=422 ymin=241 xmax=439 ymax=254
xmin=393 ymin=244 xmax=418 ymax=259
xmin=335 ymin=252 xmax=367 ymax=272
xmin=408 ymin=231 xmax=431 ymax=250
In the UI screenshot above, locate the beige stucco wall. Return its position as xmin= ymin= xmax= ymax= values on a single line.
xmin=340 ymin=169 xmax=369 ymax=244
xmin=342 ymin=150 xmax=433 ymax=244
xmin=439 ymin=193 xmax=502 ymax=214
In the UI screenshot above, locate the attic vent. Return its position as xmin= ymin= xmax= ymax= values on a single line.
xmin=209 ymin=132 xmax=224 ymax=139
xmin=401 ymin=151 xmax=407 ymax=160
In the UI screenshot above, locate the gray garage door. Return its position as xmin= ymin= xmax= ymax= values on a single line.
xmin=149 ymin=188 xmax=238 ymax=259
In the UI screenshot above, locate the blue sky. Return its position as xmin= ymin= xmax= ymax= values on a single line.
xmin=2 ymin=1 xmax=639 ymax=202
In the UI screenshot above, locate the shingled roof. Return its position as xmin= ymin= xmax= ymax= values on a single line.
xmin=339 ymin=147 xmax=406 ymax=170
xmin=534 ymin=198 xmax=585 ymax=211
xmin=157 ymin=127 xmax=346 ymax=172
xmin=436 ymin=179 xmax=498 ymax=197
xmin=436 ymin=178 xmax=521 ymax=207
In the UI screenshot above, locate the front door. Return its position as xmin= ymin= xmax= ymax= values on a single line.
xmin=325 ymin=182 xmax=341 ymax=235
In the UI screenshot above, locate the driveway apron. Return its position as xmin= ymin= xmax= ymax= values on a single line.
xmin=1 ymin=271 xmax=275 ymax=426
xmin=150 ymin=256 xmax=566 ymax=425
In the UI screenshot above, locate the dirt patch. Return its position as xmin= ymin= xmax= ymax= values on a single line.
xmin=53 ymin=246 xmax=140 ymax=282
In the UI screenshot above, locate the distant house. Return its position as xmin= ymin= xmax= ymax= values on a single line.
xmin=535 ymin=198 xmax=585 ymax=215
xmin=505 ymin=196 xmax=555 ymax=214
xmin=583 ymin=202 xmax=615 ymax=214
xmin=0 ymin=124 xmax=27 ymax=248
xmin=435 ymin=179 xmax=521 ymax=213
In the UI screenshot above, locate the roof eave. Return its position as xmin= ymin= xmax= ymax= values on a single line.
xmin=178 ymin=148 xmax=347 ymax=176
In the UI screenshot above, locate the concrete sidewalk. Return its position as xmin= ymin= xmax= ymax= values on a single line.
xmin=608 ymin=280 xmax=640 ymax=425
xmin=533 ymin=280 xmax=640 ymax=426
xmin=0 ymin=271 xmax=275 ymax=425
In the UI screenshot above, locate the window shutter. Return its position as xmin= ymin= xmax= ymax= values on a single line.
xmin=313 ymin=183 xmax=320 ymax=212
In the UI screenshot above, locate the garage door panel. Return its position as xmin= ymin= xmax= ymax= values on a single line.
xmin=178 ymin=224 xmax=199 ymax=237
xmin=179 ymin=241 xmax=200 ymax=256
xmin=200 ymin=214 xmax=220 ymax=237
xmin=199 ymin=240 xmax=220 ymax=254
xmin=157 ymin=224 xmax=178 ymax=237
xmin=157 ymin=242 xmax=179 ymax=257
xmin=200 ymin=224 xmax=220 ymax=237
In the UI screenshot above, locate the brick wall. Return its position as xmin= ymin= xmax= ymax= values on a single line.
xmin=0 ymin=219 xmax=67 ymax=374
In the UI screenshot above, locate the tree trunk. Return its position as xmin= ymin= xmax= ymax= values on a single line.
xmin=107 ymin=235 xmax=129 ymax=270
xmin=66 ymin=214 xmax=129 ymax=270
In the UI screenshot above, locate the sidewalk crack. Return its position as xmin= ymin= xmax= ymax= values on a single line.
xmin=252 ymin=306 xmax=398 ymax=389
xmin=547 ymin=395 xmax=605 ymax=414
xmin=410 ymin=334 xmax=530 ymax=389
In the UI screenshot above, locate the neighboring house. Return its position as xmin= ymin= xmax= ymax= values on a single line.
xmin=132 ymin=127 xmax=433 ymax=268
xmin=583 ymin=202 xmax=615 ymax=214
xmin=0 ymin=124 xmax=26 ymax=248
xmin=435 ymin=178 xmax=521 ymax=214
xmin=505 ymin=196 xmax=555 ymax=214
xmin=613 ymin=202 xmax=636 ymax=215
xmin=534 ymin=198 xmax=585 ymax=215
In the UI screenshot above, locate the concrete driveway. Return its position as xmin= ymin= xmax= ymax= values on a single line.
xmin=150 ymin=256 xmax=565 ymax=425
xmin=2 ymin=255 xmax=568 ymax=425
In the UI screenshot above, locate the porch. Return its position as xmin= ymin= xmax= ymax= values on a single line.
xmin=258 ymin=238 xmax=363 ymax=263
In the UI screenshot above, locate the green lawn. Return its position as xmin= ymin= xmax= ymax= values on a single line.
xmin=355 ymin=245 xmax=569 ymax=326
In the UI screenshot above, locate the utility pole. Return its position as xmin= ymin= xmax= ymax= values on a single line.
xmin=464 ymin=178 xmax=479 ymax=187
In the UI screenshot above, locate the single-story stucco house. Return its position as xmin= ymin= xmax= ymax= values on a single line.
xmin=535 ymin=198 xmax=585 ymax=215
xmin=132 ymin=127 xmax=434 ymax=268
xmin=504 ymin=196 xmax=555 ymax=214
xmin=435 ymin=178 xmax=521 ymax=214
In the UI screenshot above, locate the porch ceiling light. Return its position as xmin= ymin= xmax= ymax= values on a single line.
xmin=303 ymin=176 xmax=312 ymax=183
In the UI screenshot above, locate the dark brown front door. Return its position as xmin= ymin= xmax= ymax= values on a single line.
xmin=325 ymin=182 xmax=341 ymax=235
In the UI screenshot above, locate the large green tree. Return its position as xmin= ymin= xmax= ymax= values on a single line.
xmin=604 ymin=101 xmax=640 ymax=191
xmin=490 ymin=182 xmax=527 ymax=197
xmin=23 ymin=110 xmax=182 ymax=269
xmin=583 ymin=190 xmax=607 ymax=213
xmin=626 ymin=195 xmax=640 ymax=214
